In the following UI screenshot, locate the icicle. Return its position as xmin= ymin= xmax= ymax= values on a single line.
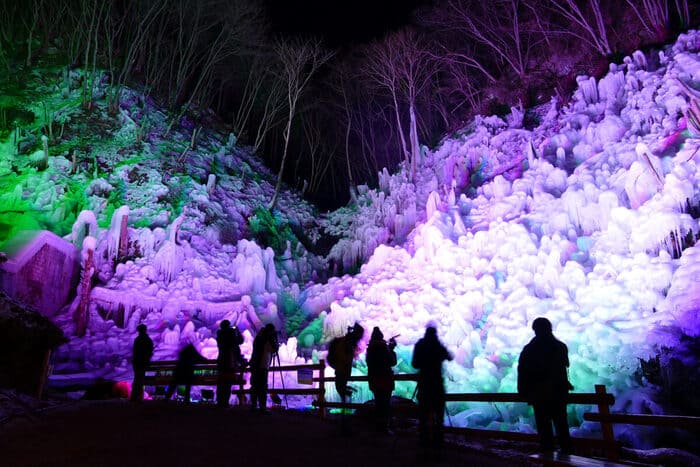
xmin=169 ymin=206 xmax=187 ymax=244
xmin=452 ymin=210 xmax=467 ymax=237
xmin=526 ymin=140 xmax=537 ymax=167
xmin=263 ymin=246 xmax=283 ymax=292
xmin=578 ymin=76 xmax=599 ymax=104
xmin=632 ymin=50 xmax=647 ymax=70
xmin=71 ymin=210 xmax=97 ymax=249
xmin=226 ymin=132 xmax=237 ymax=150
xmin=448 ymin=180 xmax=456 ymax=207
xmin=426 ymin=190 xmax=441 ymax=220
xmin=153 ymin=240 xmax=184 ymax=284
xmin=206 ymin=174 xmax=216 ymax=195
xmin=556 ymin=147 xmax=566 ymax=167
xmin=507 ymin=101 xmax=524 ymax=128
xmin=378 ymin=167 xmax=391 ymax=193
xmin=107 ymin=205 xmax=130 ymax=263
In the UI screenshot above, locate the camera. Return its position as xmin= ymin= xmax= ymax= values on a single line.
xmin=388 ymin=334 xmax=399 ymax=350
xmin=269 ymin=330 xmax=280 ymax=348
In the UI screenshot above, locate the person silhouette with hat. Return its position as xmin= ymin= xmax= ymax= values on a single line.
xmin=366 ymin=326 xmax=397 ymax=433
xmin=411 ymin=323 xmax=453 ymax=461
xmin=518 ymin=317 xmax=574 ymax=454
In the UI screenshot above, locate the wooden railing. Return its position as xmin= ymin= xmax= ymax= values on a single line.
xmin=582 ymin=410 xmax=700 ymax=461
xmin=315 ymin=375 xmax=619 ymax=457
xmin=142 ymin=359 xmax=328 ymax=409
xmin=142 ymin=362 xmax=699 ymax=462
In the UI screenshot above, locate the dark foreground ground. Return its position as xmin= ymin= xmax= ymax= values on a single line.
xmin=0 ymin=399 xmax=541 ymax=467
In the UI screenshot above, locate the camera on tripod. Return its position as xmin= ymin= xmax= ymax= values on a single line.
xmin=268 ymin=329 xmax=280 ymax=349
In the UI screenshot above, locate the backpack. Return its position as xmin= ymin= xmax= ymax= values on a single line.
xmin=326 ymin=337 xmax=343 ymax=369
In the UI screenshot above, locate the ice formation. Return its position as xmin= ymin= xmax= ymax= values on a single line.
xmin=0 ymin=28 xmax=695 ymax=450
xmin=298 ymin=31 xmax=700 ymax=437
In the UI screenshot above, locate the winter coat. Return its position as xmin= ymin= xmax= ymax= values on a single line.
xmin=217 ymin=327 xmax=244 ymax=371
xmin=411 ymin=334 xmax=451 ymax=398
xmin=517 ymin=334 xmax=572 ymax=405
xmin=366 ymin=337 xmax=397 ymax=393
xmin=251 ymin=329 xmax=279 ymax=371
xmin=132 ymin=334 xmax=153 ymax=369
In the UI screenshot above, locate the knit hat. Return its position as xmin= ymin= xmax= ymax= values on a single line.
xmin=532 ymin=317 xmax=552 ymax=336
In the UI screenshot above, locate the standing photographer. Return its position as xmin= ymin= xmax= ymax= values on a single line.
xmin=366 ymin=326 xmax=397 ymax=433
xmin=412 ymin=323 xmax=453 ymax=461
xmin=216 ymin=320 xmax=244 ymax=408
xmin=250 ymin=323 xmax=279 ymax=414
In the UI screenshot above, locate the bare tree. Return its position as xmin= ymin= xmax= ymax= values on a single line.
xmin=442 ymin=59 xmax=485 ymax=115
xmin=361 ymin=29 xmax=438 ymax=181
xmin=163 ymin=23 xmax=233 ymax=137
xmin=252 ymin=71 xmax=287 ymax=153
xmin=63 ymin=2 xmax=86 ymax=67
xmin=438 ymin=0 xmax=544 ymax=81
xmin=543 ymin=0 xmax=612 ymax=56
xmin=105 ymin=0 xmax=168 ymax=114
xmin=354 ymin=97 xmax=387 ymax=179
xmin=0 ymin=1 xmax=20 ymax=72
xmin=20 ymin=0 xmax=45 ymax=67
xmin=268 ymin=38 xmax=334 ymax=211
xmin=326 ymin=59 xmax=365 ymax=201
xmin=78 ymin=0 xmax=108 ymax=110
xmin=231 ymin=58 xmax=268 ymax=139
xmin=624 ymin=0 xmax=690 ymax=41
xmin=228 ymin=53 xmax=287 ymax=153
xmin=160 ymin=0 xmax=267 ymax=136
xmin=299 ymin=111 xmax=335 ymax=196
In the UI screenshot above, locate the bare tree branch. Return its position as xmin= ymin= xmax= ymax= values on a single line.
xmin=268 ymin=38 xmax=335 ymax=210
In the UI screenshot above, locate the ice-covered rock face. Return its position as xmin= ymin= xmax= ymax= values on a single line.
xmin=301 ymin=30 xmax=700 ymax=438
xmin=34 ymin=29 xmax=700 ymax=448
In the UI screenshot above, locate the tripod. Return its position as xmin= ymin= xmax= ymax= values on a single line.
xmin=270 ymin=352 xmax=288 ymax=409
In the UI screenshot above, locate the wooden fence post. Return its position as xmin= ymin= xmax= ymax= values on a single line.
xmin=595 ymin=384 xmax=618 ymax=460
xmin=35 ymin=349 xmax=52 ymax=399
xmin=237 ymin=371 xmax=246 ymax=406
xmin=318 ymin=359 xmax=326 ymax=419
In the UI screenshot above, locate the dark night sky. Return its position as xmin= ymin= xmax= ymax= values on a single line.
xmin=264 ymin=0 xmax=430 ymax=46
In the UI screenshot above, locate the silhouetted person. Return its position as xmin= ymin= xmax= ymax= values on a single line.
xmin=518 ymin=317 xmax=574 ymax=454
xmin=131 ymin=324 xmax=153 ymax=402
xmin=366 ymin=326 xmax=397 ymax=433
xmin=411 ymin=324 xmax=453 ymax=461
xmin=166 ymin=343 xmax=207 ymax=404
xmin=249 ymin=323 xmax=279 ymax=413
xmin=328 ymin=323 xmax=365 ymax=401
xmin=216 ymin=319 xmax=244 ymax=408
xmin=327 ymin=323 xmax=364 ymax=435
